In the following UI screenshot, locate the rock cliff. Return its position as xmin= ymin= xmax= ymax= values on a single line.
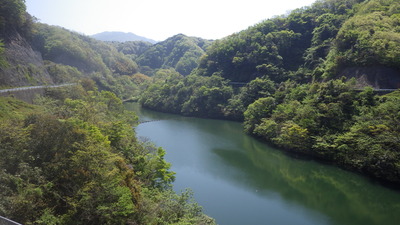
xmin=0 ymin=32 xmax=52 ymax=87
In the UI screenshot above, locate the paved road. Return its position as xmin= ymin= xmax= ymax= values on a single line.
xmin=355 ymin=88 xmax=397 ymax=92
xmin=0 ymin=83 xmax=77 ymax=93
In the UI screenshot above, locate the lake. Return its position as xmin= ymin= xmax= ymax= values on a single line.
xmin=126 ymin=103 xmax=400 ymax=225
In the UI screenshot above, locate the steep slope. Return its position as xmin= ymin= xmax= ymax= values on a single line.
xmin=91 ymin=31 xmax=157 ymax=44
xmin=0 ymin=31 xmax=52 ymax=87
xmin=28 ymin=23 xmax=147 ymax=99
xmin=195 ymin=0 xmax=359 ymax=82
xmin=193 ymin=0 xmax=400 ymax=89
xmin=323 ymin=0 xmax=400 ymax=87
xmin=0 ymin=0 xmax=51 ymax=87
xmin=32 ymin=24 xmax=139 ymax=76
xmin=1 ymin=17 xmax=142 ymax=100
xmin=0 ymin=2 xmax=141 ymax=88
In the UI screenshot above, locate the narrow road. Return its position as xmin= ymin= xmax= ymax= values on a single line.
xmin=355 ymin=88 xmax=398 ymax=93
xmin=0 ymin=83 xmax=77 ymax=93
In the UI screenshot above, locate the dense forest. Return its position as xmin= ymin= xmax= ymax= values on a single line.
xmin=134 ymin=34 xmax=212 ymax=76
xmin=138 ymin=0 xmax=400 ymax=185
xmin=1 ymin=0 xmax=400 ymax=223
xmin=0 ymin=83 xmax=215 ymax=224
xmin=0 ymin=0 xmax=215 ymax=224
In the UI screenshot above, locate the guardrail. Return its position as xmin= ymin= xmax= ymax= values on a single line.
xmin=228 ymin=82 xmax=248 ymax=87
xmin=354 ymin=88 xmax=398 ymax=93
xmin=0 ymin=83 xmax=77 ymax=94
xmin=0 ymin=216 xmax=22 ymax=225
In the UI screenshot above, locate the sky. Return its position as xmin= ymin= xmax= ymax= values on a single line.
xmin=25 ymin=0 xmax=317 ymax=41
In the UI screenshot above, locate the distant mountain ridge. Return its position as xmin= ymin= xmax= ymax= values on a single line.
xmin=91 ymin=31 xmax=157 ymax=44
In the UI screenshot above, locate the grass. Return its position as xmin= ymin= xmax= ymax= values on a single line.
xmin=0 ymin=96 xmax=40 ymax=120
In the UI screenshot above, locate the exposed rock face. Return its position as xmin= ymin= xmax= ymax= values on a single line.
xmin=0 ymin=32 xmax=52 ymax=87
xmin=340 ymin=66 xmax=400 ymax=89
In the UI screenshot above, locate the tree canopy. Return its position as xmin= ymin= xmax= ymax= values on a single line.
xmin=0 ymin=84 xmax=215 ymax=224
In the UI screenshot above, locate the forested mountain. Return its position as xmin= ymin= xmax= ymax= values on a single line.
xmin=91 ymin=31 xmax=157 ymax=44
xmin=138 ymin=0 xmax=400 ymax=185
xmin=195 ymin=0 xmax=364 ymax=82
xmin=324 ymin=0 xmax=400 ymax=87
xmin=195 ymin=0 xmax=400 ymax=88
xmin=32 ymin=24 xmax=139 ymax=76
xmin=0 ymin=15 xmax=148 ymax=99
xmin=136 ymin=34 xmax=213 ymax=76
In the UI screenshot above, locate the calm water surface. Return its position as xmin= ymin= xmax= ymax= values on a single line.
xmin=126 ymin=103 xmax=400 ymax=225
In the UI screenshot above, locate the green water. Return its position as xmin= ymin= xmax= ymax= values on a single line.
xmin=126 ymin=103 xmax=400 ymax=225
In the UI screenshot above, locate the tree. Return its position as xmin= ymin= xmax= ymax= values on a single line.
xmin=323 ymin=0 xmax=400 ymax=77
xmin=0 ymin=0 xmax=31 ymax=39
xmin=244 ymin=97 xmax=276 ymax=133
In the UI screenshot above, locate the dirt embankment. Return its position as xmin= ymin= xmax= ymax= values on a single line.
xmin=340 ymin=66 xmax=400 ymax=89
xmin=0 ymin=32 xmax=53 ymax=87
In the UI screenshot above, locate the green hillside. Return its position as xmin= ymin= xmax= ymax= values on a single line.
xmin=136 ymin=34 xmax=213 ymax=76
xmin=138 ymin=0 xmax=400 ymax=185
xmin=32 ymin=23 xmax=138 ymax=76
xmin=0 ymin=1 xmax=215 ymax=224
xmin=112 ymin=40 xmax=153 ymax=60
xmin=195 ymin=0 xmax=400 ymax=87
xmin=323 ymin=0 xmax=400 ymax=82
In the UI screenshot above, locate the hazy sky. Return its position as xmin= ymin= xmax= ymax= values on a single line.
xmin=25 ymin=0 xmax=317 ymax=41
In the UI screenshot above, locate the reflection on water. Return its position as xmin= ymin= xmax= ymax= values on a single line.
xmin=126 ymin=103 xmax=400 ymax=225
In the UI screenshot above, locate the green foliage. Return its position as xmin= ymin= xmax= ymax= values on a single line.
xmin=0 ymin=81 xmax=214 ymax=224
xmin=29 ymin=23 xmax=142 ymax=100
xmin=113 ymin=41 xmax=153 ymax=60
xmin=32 ymin=23 xmax=138 ymax=76
xmin=196 ymin=22 xmax=295 ymax=82
xmin=93 ymin=73 xmax=143 ymax=101
xmin=303 ymin=12 xmax=347 ymax=71
xmin=137 ymin=34 xmax=212 ymax=76
xmin=273 ymin=121 xmax=311 ymax=151
xmin=239 ymin=77 xmax=276 ymax=106
xmin=223 ymin=76 xmax=276 ymax=120
xmin=243 ymin=97 xmax=276 ymax=133
xmin=44 ymin=61 xmax=83 ymax=83
xmin=0 ymin=96 xmax=39 ymax=120
xmin=140 ymin=188 xmax=215 ymax=225
xmin=194 ymin=0 xmax=371 ymax=83
xmin=333 ymin=95 xmax=400 ymax=182
xmin=136 ymin=0 xmax=400 ymax=185
xmin=0 ymin=40 xmax=8 ymax=68
xmin=324 ymin=0 xmax=400 ymax=76
xmin=181 ymin=75 xmax=233 ymax=117
xmin=139 ymin=71 xmax=234 ymax=118
xmin=0 ymin=0 xmax=33 ymax=39
xmin=243 ymin=78 xmax=400 ymax=183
